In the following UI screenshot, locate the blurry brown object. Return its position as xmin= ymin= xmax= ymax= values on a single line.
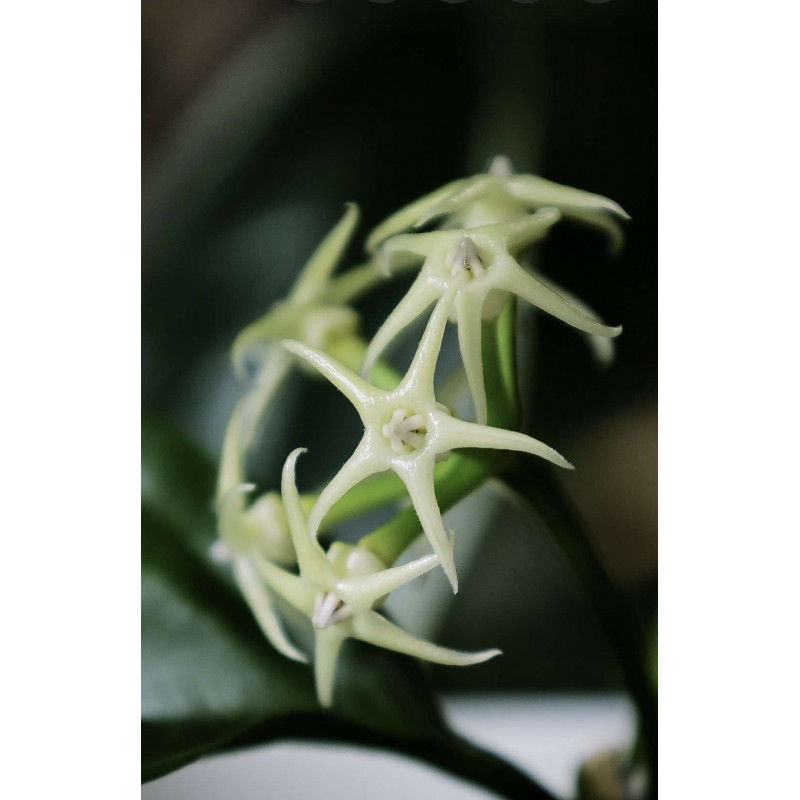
xmin=561 ymin=401 xmax=658 ymax=585
xmin=578 ymin=749 xmax=626 ymax=800
xmin=142 ymin=0 xmax=278 ymax=160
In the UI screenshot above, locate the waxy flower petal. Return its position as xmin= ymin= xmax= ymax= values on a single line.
xmin=217 ymin=484 xmax=307 ymax=663
xmin=366 ymin=157 xmax=630 ymax=255
xmin=254 ymin=448 xmax=499 ymax=706
xmin=362 ymin=209 xmax=620 ymax=423
xmin=284 ymin=291 xmax=572 ymax=591
xmin=232 ymin=204 xmax=376 ymax=379
xmin=214 ymin=359 xmax=303 ymax=663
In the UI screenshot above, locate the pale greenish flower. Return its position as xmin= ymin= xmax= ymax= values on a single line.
xmin=254 ymin=448 xmax=501 ymax=707
xmin=216 ymin=351 xmax=293 ymax=503
xmin=212 ymin=361 xmax=304 ymax=663
xmin=213 ymin=205 xmax=385 ymax=665
xmin=361 ymin=210 xmax=621 ymax=424
xmin=231 ymin=203 xmax=380 ymax=378
xmin=526 ymin=269 xmax=616 ymax=366
xmin=283 ymin=288 xmax=573 ymax=591
xmin=216 ymin=483 xmax=307 ymax=664
xmin=366 ymin=155 xmax=630 ymax=255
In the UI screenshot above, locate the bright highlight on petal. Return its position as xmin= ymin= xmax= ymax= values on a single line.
xmin=353 ymin=612 xmax=501 ymax=666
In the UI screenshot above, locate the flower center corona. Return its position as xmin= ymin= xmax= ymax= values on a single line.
xmin=382 ymin=408 xmax=427 ymax=453
xmin=312 ymin=591 xmax=353 ymax=629
xmin=447 ymin=237 xmax=484 ymax=279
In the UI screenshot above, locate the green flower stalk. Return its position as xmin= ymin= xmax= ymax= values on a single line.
xmin=211 ymin=157 xmax=628 ymax=708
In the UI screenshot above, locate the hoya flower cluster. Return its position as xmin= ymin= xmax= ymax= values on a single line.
xmin=212 ymin=157 xmax=626 ymax=706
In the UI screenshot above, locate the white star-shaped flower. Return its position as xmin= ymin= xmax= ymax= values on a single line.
xmin=283 ymin=288 xmax=573 ymax=592
xmin=366 ymin=155 xmax=630 ymax=255
xmin=360 ymin=209 xmax=622 ymax=424
xmin=232 ymin=203 xmax=380 ymax=379
xmin=253 ymin=448 xmax=501 ymax=707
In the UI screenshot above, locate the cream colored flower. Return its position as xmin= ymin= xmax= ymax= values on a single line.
xmin=254 ymin=448 xmax=500 ymax=707
xmin=213 ymin=358 xmax=302 ymax=663
xmin=216 ymin=483 xmax=306 ymax=664
xmin=283 ymin=289 xmax=573 ymax=591
xmin=366 ymin=155 xmax=630 ymax=255
xmin=232 ymin=203 xmax=380 ymax=378
xmin=361 ymin=210 xmax=621 ymax=424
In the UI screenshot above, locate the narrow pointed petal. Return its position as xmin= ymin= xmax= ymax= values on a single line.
xmin=281 ymin=448 xmax=330 ymax=577
xmin=478 ymin=207 xmax=561 ymax=252
xmin=366 ymin=180 xmax=467 ymax=254
xmin=353 ymin=611 xmax=501 ymax=666
xmin=252 ymin=553 xmax=316 ymax=616
xmin=401 ymin=290 xmax=456 ymax=398
xmin=314 ymin=624 xmax=349 ymax=707
xmin=291 ymin=204 xmax=359 ymax=303
xmin=335 ymin=553 xmax=439 ymax=609
xmin=217 ymin=398 xmax=251 ymax=502
xmin=232 ymin=306 xmax=302 ymax=379
xmin=455 ymin=290 xmax=488 ymax=424
xmin=487 ymin=155 xmax=514 ymax=176
xmin=243 ymin=351 xmax=293 ymax=434
xmin=327 ymin=261 xmax=385 ymax=305
xmin=308 ymin=438 xmax=386 ymax=538
xmin=570 ymin=210 xmax=626 ymax=256
xmin=218 ymin=353 xmax=292 ymax=497
xmin=362 ymin=278 xmax=441 ymax=379
xmin=233 ymin=557 xmax=308 ymax=663
xmin=377 ymin=230 xmax=452 ymax=274
xmin=217 ymin=483 xmax=255 ymax=546
xmin=396 ymin=460 xmax=458 ymax=592
xmin=282 ymin=340 xmax=378 ymax=411
xmin=508 ymin=175 xmax=629 ymax=252
xmin=434 ymin=413 xmax=573 ymax=470
xmin=531 ymin=271 xmax=615 ymax=365
xmin=508 ymin=175 xmax=630 ymax=220
xmin=414 ymin=178 xmax=492 ymax=227
xmin=494 ymin=257 xmax=622 ymax=338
